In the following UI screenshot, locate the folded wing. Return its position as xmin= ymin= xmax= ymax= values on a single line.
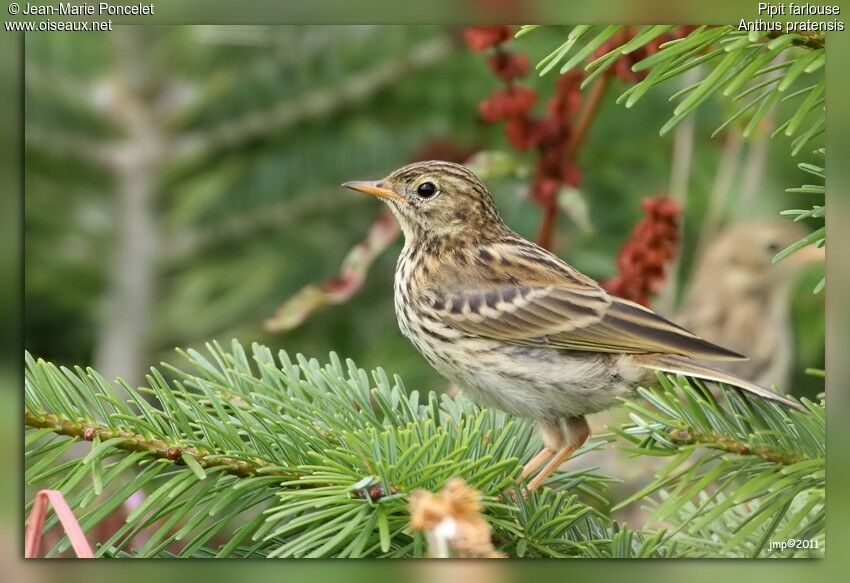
xmin=426 ymin=240 xmax=746 ymax=362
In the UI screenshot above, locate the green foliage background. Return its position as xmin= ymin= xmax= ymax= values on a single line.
xmin=24 ymin=25 xmax=823 ymax=396
xmin=19 ymin=21 xmax=830 ymax=561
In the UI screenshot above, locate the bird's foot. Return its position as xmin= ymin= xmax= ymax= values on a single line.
xmin=500 ymin=448 xmax=556 ymax=501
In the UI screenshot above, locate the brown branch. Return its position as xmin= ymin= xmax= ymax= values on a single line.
xmin=263 ymin=210 xmax=399 ymax=332
xmin=535 ymin=75 xmax=609 ymax=249
xmin=25 ymin=410 xmax=297 ymax=480
xmin=535 ymin=206 xmax=559 ymax=250
xmin=564 ymin=75 xmax=609 ymax=161
xmin=27 ymin=409 xmax=409 ymax=502
xmin=667 ymin=427 xmax=806 ymax=466
xmin=171 ymin=35 xmax=457 ymax=162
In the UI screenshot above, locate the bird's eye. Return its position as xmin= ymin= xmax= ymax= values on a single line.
xmin=416 ymin=182 xmax=437 ymax=198
xmin=766 ymin=241 xmax=781 ymax=254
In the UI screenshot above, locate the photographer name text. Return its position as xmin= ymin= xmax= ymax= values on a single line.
xmin=19 ymin=3 xmax=154 ymax=16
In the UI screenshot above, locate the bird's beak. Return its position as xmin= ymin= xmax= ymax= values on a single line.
xmin=342 ymin=180 xmax=406 ymax=203
xmin=789 ymin=244 xmax=825 ymax=264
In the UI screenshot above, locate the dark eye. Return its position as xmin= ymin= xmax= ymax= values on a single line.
xmin=766 ymin=241 xmax=781 ymax=254
xmin=416 ymin=182 xmax=437 ymax=198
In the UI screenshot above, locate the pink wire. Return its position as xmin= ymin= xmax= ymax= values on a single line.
xmin=25 ymin=489 xmax=94 ymax=558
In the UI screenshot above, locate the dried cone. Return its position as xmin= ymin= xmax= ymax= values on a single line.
xmin=409 ymin=478 xmax=504 ymax=558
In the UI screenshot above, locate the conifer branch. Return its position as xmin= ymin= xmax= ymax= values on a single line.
xmin=24 ymin=342 xmax=824 ymax=558
xmin=26 ymin=126 xmax=118 ymax=170
xmin=665 ymin=427 xmax=805 ymax=465
xmin=171 ymin=35 xmax=456 ymax=162
xmin=523 ymin=25 xmax=825 ymax=149
xmin=25 ymin=411 xmax=296 ymax=480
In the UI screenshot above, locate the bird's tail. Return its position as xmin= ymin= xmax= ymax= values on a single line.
xmin=633 ymin=354 xmax=805 ymax=412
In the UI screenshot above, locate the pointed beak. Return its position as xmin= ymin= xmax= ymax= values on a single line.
xmin=342 ymin=180 xmax=406 ymax=203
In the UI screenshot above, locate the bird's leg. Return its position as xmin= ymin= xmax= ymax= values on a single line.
xmin=517 ymin=418 xmax=562 ymax=482
xmin=501 ymin=420 xmax=558 ymax=500
xmin=519 ymin=448 xmax=554 ymax=480
xmin=525 ymin=416 xmax=590 ymax=494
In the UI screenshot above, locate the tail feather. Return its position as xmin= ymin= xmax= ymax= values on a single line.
xmin=634 ymin=354 xmax=805 ymax=412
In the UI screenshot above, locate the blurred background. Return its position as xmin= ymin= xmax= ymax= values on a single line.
xmin=24 ymin=25 xmax=823 ymax=405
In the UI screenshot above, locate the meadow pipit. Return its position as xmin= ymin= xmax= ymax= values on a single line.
xmin=679 ymin=221 xmax=824 ymax=388
xmin=344 ymin=161 xmax=803 ymax=492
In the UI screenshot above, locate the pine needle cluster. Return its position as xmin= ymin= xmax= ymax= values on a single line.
xmin=25 ymin=341 xmax=823 ymax=558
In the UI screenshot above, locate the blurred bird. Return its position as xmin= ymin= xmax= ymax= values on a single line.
xmin=344 ymin=161 xmax=803 ymax=492
xmin=679 ymin=221 xmax=824 ymax=389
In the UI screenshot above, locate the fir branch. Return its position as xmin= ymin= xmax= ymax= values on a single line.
xmin=25 ymin=342 xmax=619 ymax=558
xmin=766 ymin=29 xmax=824 ymax=51
xmin=776 ymin=148 xmax=826 ymax=293
xmin=665 ymin=427 xmax=805 ymax=465
xmin=523 ymin=25 xmax=825 ymax=149
xmin=24 ymin=343 xmax=824 ymax=558
xmin=171 ymin=35 xmax=457 ymax=162
xmin=25 ymin=411 xmax=296 ymax=480
xmin=611 ymin=373 xmax=824 ymax=557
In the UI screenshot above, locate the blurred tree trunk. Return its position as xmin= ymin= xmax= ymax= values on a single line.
xmin=87 ymin=29 xmax=456 ymax=384
xmin=92 ymin=29 xmax=161 ymax=385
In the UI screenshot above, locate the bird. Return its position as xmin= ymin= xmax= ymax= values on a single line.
xmin=678 ymin=221 xmax=824 ymax=389
xmin=343 ymin=161 xmax=804 ymax=493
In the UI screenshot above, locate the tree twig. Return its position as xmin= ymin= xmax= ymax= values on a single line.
xmin=667 ymin=427 xmax=806 ymax=465
xmin=25 ymin=64 xmax=107 ymax=114
xmin=565 ymin=75 xmax=609 ymax=161
xmin=26 ymin=126 xmax=117 ymax=170
xmin=25 ymin=410 xmax=297 ymax=480
xmin=536 ymin=75 xmax=609 ymax=249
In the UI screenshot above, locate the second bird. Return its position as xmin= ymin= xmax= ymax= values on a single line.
xmin=344 ymin=161 xmax=803 ymax=493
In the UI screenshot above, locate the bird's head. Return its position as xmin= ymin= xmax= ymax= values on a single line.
xmin=702 ymin=221 xmax=824 ymax=291
xmin=343 ymin=161 xmax=506 ymax=240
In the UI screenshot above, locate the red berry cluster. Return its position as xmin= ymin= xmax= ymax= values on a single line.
xmin=463 ymin=25 xmax=513 ymax=53
xmin=464 ymin=26 xmax=584 ymax=247
xmin=602 ymin=196 xmax=682 ymax=306
xmin=465 ymin=26 xmax=686 ymax=303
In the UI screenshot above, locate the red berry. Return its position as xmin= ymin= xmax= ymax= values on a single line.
xmin=463 ymin=26 xmax=513 ymax=52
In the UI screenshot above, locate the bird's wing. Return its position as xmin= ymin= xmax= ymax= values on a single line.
xmin=425 ymin=240 xmax=746 ymax=361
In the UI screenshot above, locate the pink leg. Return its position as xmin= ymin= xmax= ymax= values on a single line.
xmin=519 ymin=448 xmax=555 ymax=480
xmin=525 ymin=416 xmax=590 ymax=494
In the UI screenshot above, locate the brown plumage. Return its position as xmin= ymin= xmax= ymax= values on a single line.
xmin=344 ymin=161 xmax=803 ymax=492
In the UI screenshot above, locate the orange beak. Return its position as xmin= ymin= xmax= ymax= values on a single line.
xmin=342 ymin=180 xmax=406 ymax=203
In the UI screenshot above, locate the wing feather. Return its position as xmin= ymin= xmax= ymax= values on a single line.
xmin=427 ymin=240 xmax=746 ymax=361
